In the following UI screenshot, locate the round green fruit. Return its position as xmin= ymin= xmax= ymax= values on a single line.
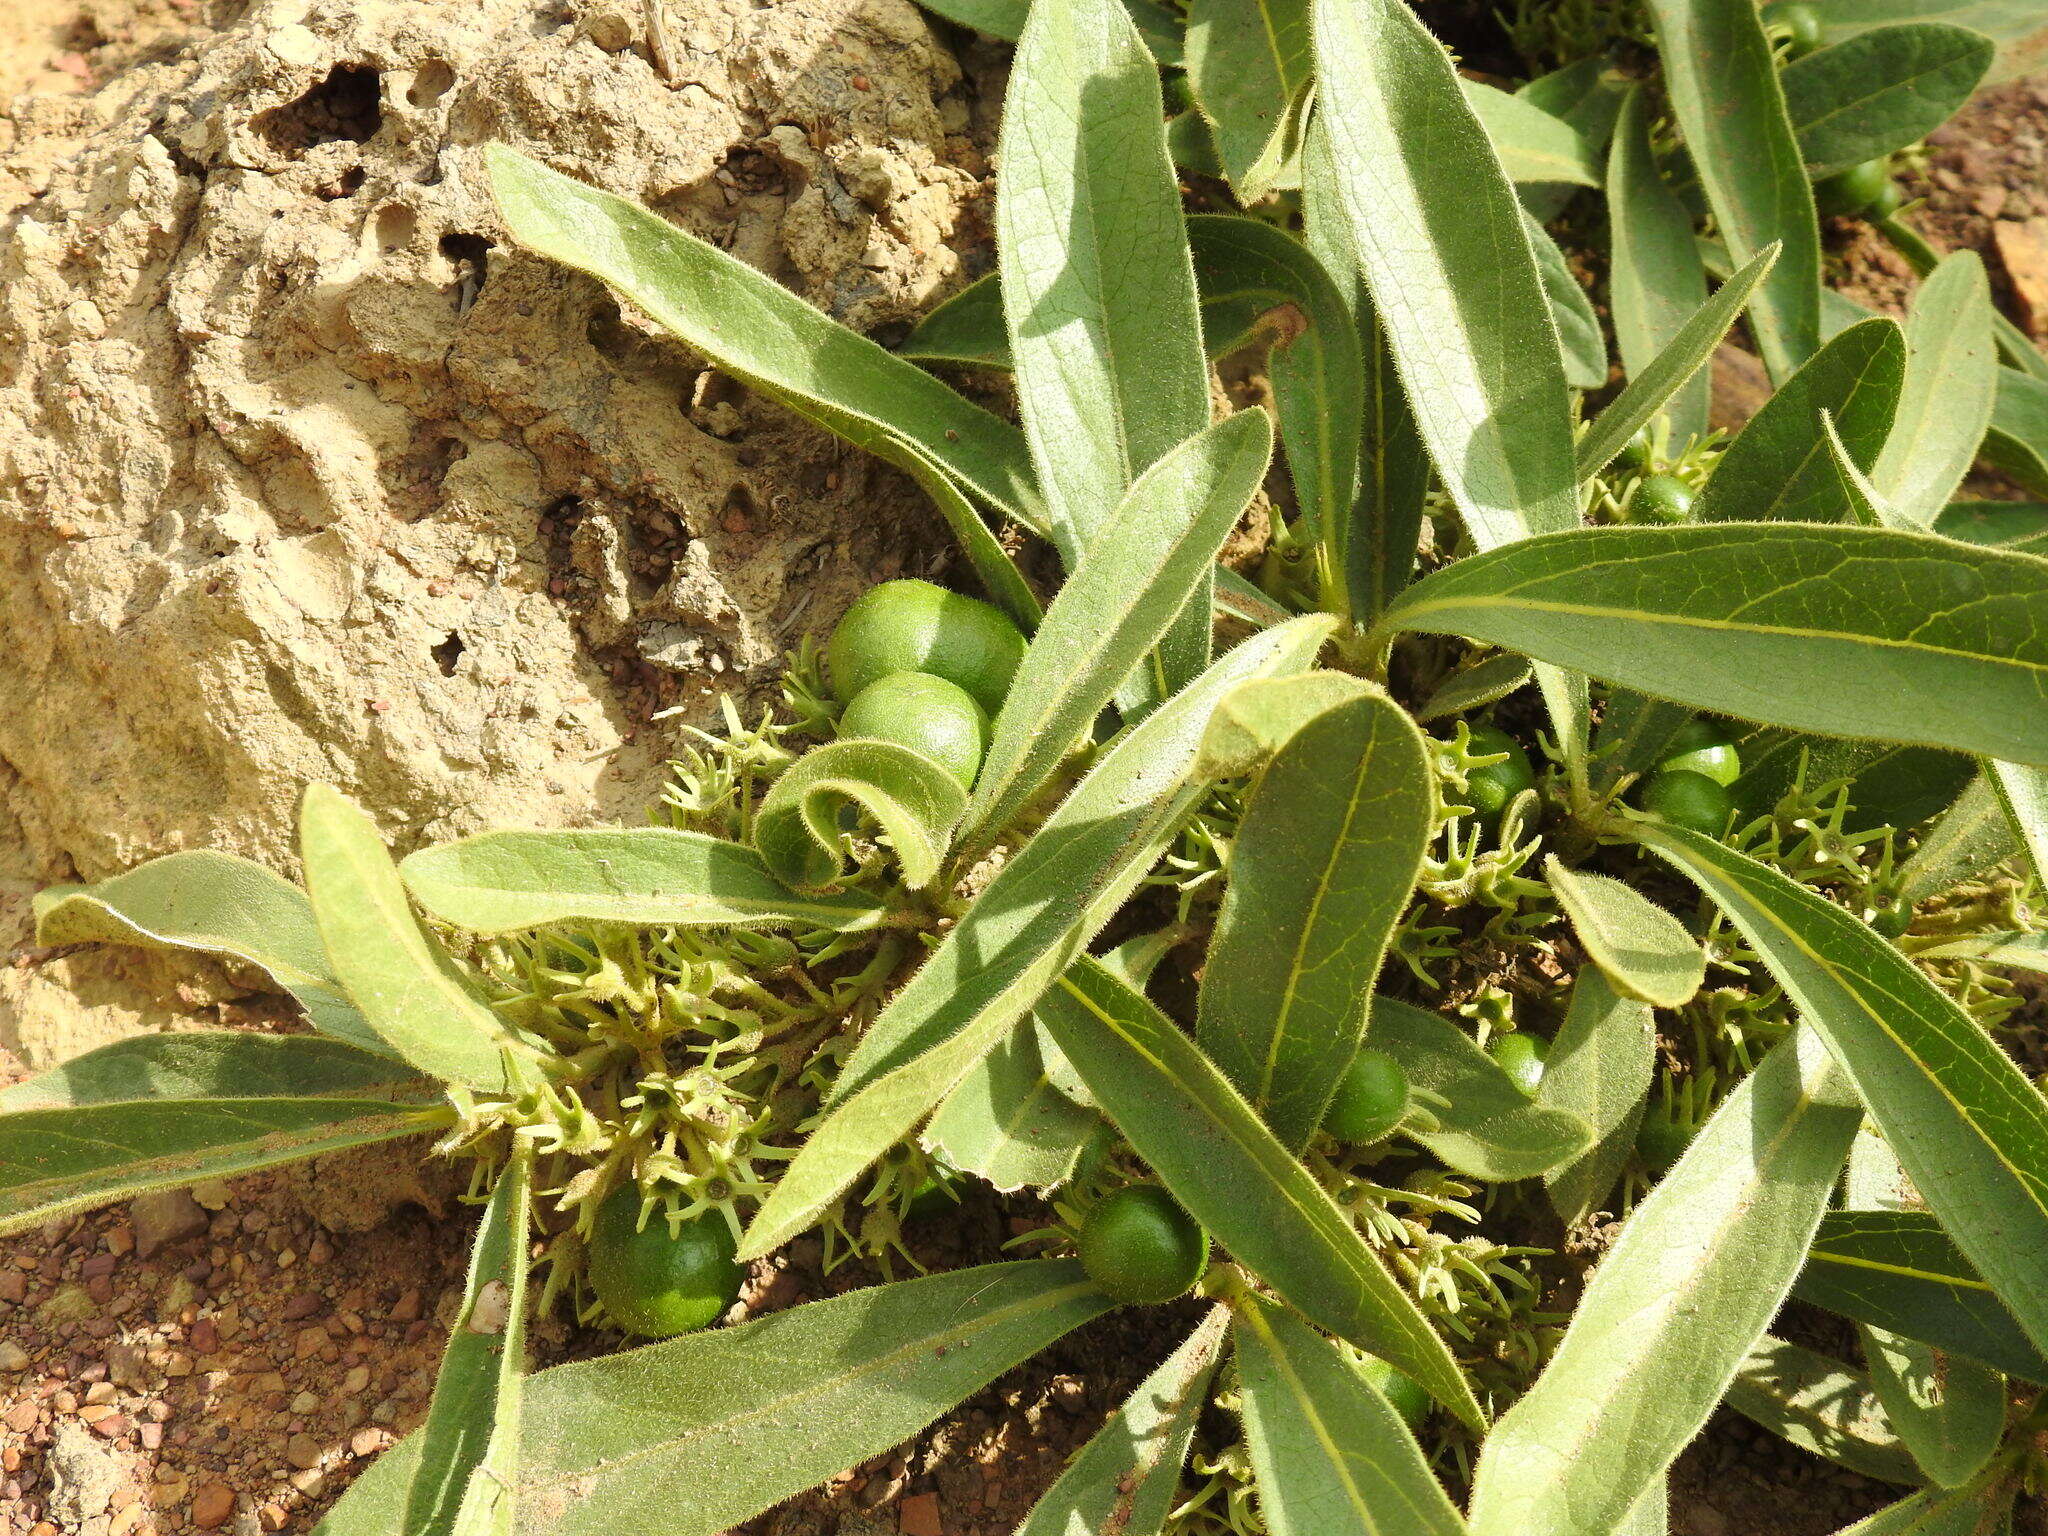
xmin=1871 ymin=897 xmax=1915 ymax=940
xmin=825 ymin=579 xmax=1027 ymax=719
xmin=839 ymin=671 xmax=990 ymax=789
xmin=1640 ymin=769 xmax=1737 ymax=837
xmin=1767 ymin=2 xmax=1824 ymax=55
xmin=1462 ymin=725 xmax=1538 ymax=822
xmin=587 ymin=1184 xmax=743 ymax=1338
xmin=1078 ymin=1185 xmax=1209 ymax=1306
xmin=1489 ymin=1032 xmax=1548 ymax=1096
xmin=1630 ymin=474 xmax=1695 ymax=525
xmin=1322 ymin=1048 xmax=1410 ymax=1145
xmin=1657 ymin=718 xmax=1742 ymax=787
xmin=1618 ymin=428 xmax=1656 ymax=473
xmin=1817 ymin=159 xmax=1897 ymax=219
xmin=1359 ymin=1356 xmax=1431 ymax=1430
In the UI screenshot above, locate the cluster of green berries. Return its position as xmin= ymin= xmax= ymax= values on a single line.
xmin=1637 ymin=718 xmax=1743 ymax=838
xmin=825 ymin=578 xmax=1028 ymax=790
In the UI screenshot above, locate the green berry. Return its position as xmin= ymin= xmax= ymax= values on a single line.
xmin=1636 ymin=1111 xmax=1696 ymax=1175
xmin=1078 ymin=1185 xmax=1209 ymax=1306
xmin=1817 ymin=159 xmax=1896 ymax=220
xmin=1658 ymin=718 xmax=1742 ymax=787
xmin=1489 ymin=1032 xmax=1548 ymax=1096
xmin=1618 ymin=428 xmax=1656 ymax=472
xmin=1630 ymin=474 xmax=1695 ymax=525
xmin=1462 ymin=725 xmax=1538 ymax=822
xmin=1359 ymin=1356 xmax=1431 ymax=1430
xmin=1640 ymin=769 xmax=1737 ymax=837
xmin=1767 ymin=2 xmax=1824 ymax=55
xmin=839 ymin=671 xmax=990 ymax=789
xmin=1871 ymin=897 xmax=1915 ymax=939
xmin=1321 ymin=1049 xmax=1410 ymax=1145
xmin=825 ymin=579 xmax=1027 ymax=718
xmin=587 ymin=1184 xmax=743 ymax=1338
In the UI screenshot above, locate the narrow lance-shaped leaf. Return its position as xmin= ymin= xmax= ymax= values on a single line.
xmin=1526 ymin=212 xmax=1607 ymax=392
xmin=1693 ymin=317 xmax=1906 ymax=524
xmin=1914 ymin=932 xmax=2048 ymax=975
xmin=1232 ymin=1294 xmax=1469 ymax=1536
xmin=398 ymin=828 xmax=893 ymax=936
xmin=1369 ymin=998 xmax=1593 ymax=1182
xmin=399 ymin=1152 xmax=531 ymax=1536
xmin=33 ymin=850 xmax=382 ymax=1055
xmin=1196 ymin=682 xmax=1435 ymax=1149
xmin=1632 ymin=818 xmax=2048 ymax=1360
xmin=1873 ymin=252 xmax=1998 ymax=527
xmin=1040 ymin=957 xmax=1481 ymax=1428
xmin=1415 ymin=653 xmax=1533 ymax=722
xmin=1606 ymin=85 xmax=1711 ymax=447
xmin=965 ymin=410 xmax=1274 ymax=852
xmin=1013 ymin=1308 xmax=1228 ymax=1536
xmin=998 ymin=0 xmax=1206 ymax=562
xmin=1468 ymin=1027 xmax=1861 ymax=1536
xmin=484 ymin=147 xmax=1043 ymax=623
xmin=1825 ymin=410 xmax=1908 ymax=529
xmin=1826 ymin=1476 xmax=2019 ymax=1536
xmin=299 ymin=785 xmax=538 ymax=1089
xmin=1538 ymin=970 xmax=1657 ymax=1227
xmin=1987 ymin=758 xmax=2048 ymax=881
xmin=1311 ymin=0 xmax=1579 ymax=550
xmin=1645 ymin=0 xmax=1820 ymax=381
xmin=738 ymin=618 xmax=1335 ymax=1260
xmin=1183 ymin=0 xmax=1311 ymax=203
xmin=1795 ymin=1211 xmax=2048 ymax=1385
xmin=1726 ymin=1335 xmax=1924 ymax=1487
xmin=1846 ymin=1126 xmax=2006 ymax=1490
xmin=1544 ymin=857 xmax=1705 ymax=1009
xmin=0 ymin=1032 xmax=424 ymax=1113
xmin=922 ymin=1020 xmax=1101 ymax=1194
xmin=1377 ymin=522 xmax=2048 ymax=767
xmin=753 ymin=739 xmax=967 ymax=893
xmin=1897 ymin=773 xmax=2019 ymax=903
xmin=1461 ymin=78 xmax=1602 ymax=187
xmin=1783 ymin=24 xmax=1996 ymax=181
xmin=314 ymin=1262 xmax=1114 ymax=1536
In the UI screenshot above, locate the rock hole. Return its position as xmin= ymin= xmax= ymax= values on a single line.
xmin=318 ymin=165 xmax=367 ymax=202
xmin=439 ymin=233 xmax=492 ymax=313
xmin=407 ymin=60 xmax=455 ymax=109
xmin=254 ymin=64 xmax=384 ymax=157
xmin=431 ymin=632 xmax=466 ymax=676
xmin=375 ymin=203 xmax=417 ymax=252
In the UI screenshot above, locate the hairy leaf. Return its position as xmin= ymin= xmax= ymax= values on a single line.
xmin=1468 ymin=1027 xmax=1860 ymax=1536
xmin=1784 ymin=25 xmax=1995 ymax=180
xmin=1825 ymin=1477 xmax=2018 ymax=1536
xmin=1379 ymin=523 xmax=2048 ymax=766
xmin=1897 ymin=773 xmax=2020 ymax=902
xmin=1873 ymin=253 xmax=1998 ymax=527
xmin=1183 ymin=0 xmax=1311 ymax=201
xmin=1539 ymin=971 xmax=1657 ymax=1227
xmin=1463 ymin=78 xmax=1602 ymax=187
xmin=1936 ymin=501 xmax=2048 ymax=556
xmin=1726 ymin=1335 xmax=1922 ymax=1486
xmin=754 ymin=740 xmax=967 ymax=892
xmin=1527 ymin=212 xmax=1608 ymax=391
xmin=923 ymin=1021 xmax=1101 ymax=1193
xmin=1545 ymin=857 xmax=1706 ymax=1008
xmin=1039 ymin=958 xmax=1482 ymax=1429
xmin=1415 ymin=654 xmax=1534 ymax=722
xmin=1806 ymin=0 xmax=2048 ymax=88
xmin=399 ymin=828 xmax=891 ymax=935
xmin=0 ymin=1032 xmax=422 ymax=1112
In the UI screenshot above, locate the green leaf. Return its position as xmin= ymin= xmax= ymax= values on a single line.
xmin=895 ymin=274 xmax=1010 ymax=368
xmin=1795 ymin=1210 xmax=2048 ymax=1384
xmin=999 ymin=0 xmax=1206 ymax=565
xmin=1784 ymin=25 xmax=1995 ymax=180
xmin=1467 ymin=1027 xmax=1861 ymax=1536
xmin=1368 ymin=999 xmax=1593 ymax=1182
xmin=1539 ymin=970 xmax=1657 ymax=1226
xmin=1826 ymin=409 xmax=1908 ymax=528
xmin=1645 ymin=0 xmax=1820 ymax=381
xmin=484 ymin=148 xmax=1042 ymax=625
xmin=754 ymin=739 xmax=967 ymax=892
xmin=1601 ymin=87 xmax=1717 ymax=452
xmin=1232 ymin=1294 xmax=1468 ymax=1536
xmin=1196 ymin=685 xmax=1434 ymax=1149
xmin=1936 ymin=501 xmax=2048 ymax=555
xmin=738 ymin=617 xmax=1334 ymax=1260
xmin=0 ymin=1095 xmax=434 ymax=1237
xmin=1014 ymin=1308 xmax=1228 ymax=1536
xmin=1915 ymin=932 xmax=2048 ymax=974
xmin=1826 ymin=1479 xmax=2020 ymax=1536
xmin=1378 ymin=522 xmax=2048 ymax=766
xmin=922 ymin=1020 xmax=1101 ymax=1193
xmin=1728 ymin=734 xmax=1972 ymax=834
xmin=1526 ymin=212 xmax=1608 ymax=392
xmin=1897 ymin=773 xmax=2019 ymax=902
xmin=1544 ymin=857 xmax=1705 ymax=1008
xmin=1183 ymin=0 xmax=1312 ymax=202
xmin=1847 ymin=1126 xmax=2005 ymax=1489
xmin=1415 ymin=654 xmax=1533 ymax=722
xmin=299 ymin=785 xmax=536 ymax=1090
xmin=1039 ymin=957 xmax=1482 ymax=1429
xmin=1694 ymin=317 xmax=1906 ymax=524
xmin=1310 ymin=0 xmax=1578 ymax=551
xmin=398 ymin=828 xmax=892 ymax=935
xmin=1873 ymin=253 xmax=1998 ymax=527
xmin=1726 ymin=1335 xmax=1923 ymax=1486
xmin=1632 ymin=819 xmax=2048 ymax=1361
xmin=319 ymin=1261 xmax=1114 ymax=1536
xmin=32 ymin=850 xmax=381 ymax=1055
xmin=1987 ymin=758 xmax=2048 ymax=879
xmin=1517 ymin=58 xmax=1631 ymax=222
xmin=1461 ymin=78 xmax=1603 ymax=187
xmin=1807 ymin=0 xmax=2048 ymax=88
xmin=401 ymin=1153 xmax=530 ymax=1536
xmin=965 ymin=410 xmax=1275 ymax=852
xmin=0 ymin=1032 xmax=423 ymax=1112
